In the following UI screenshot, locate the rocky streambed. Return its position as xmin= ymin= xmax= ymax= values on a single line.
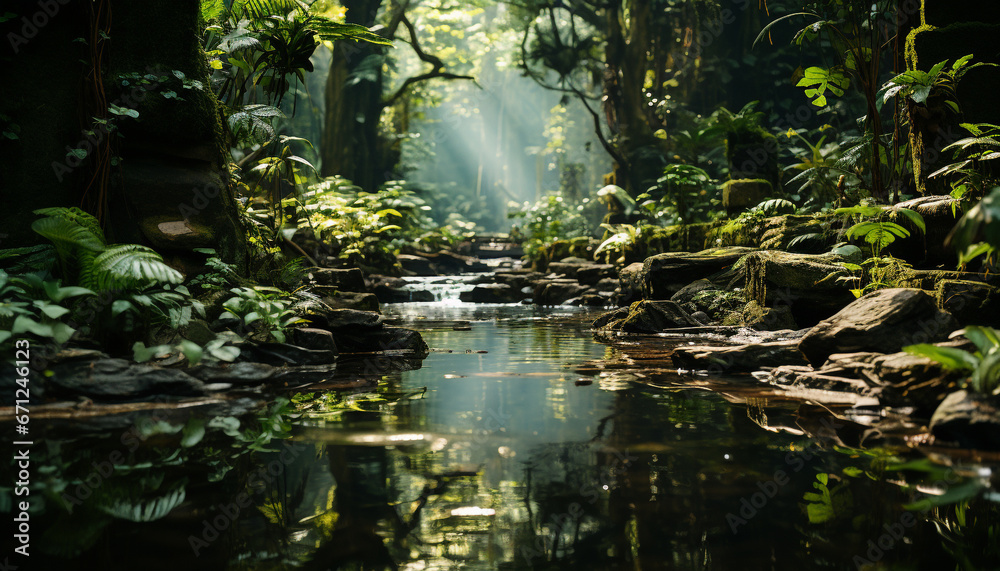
xmin=375 ymin=241 xmax=1000 ymax=453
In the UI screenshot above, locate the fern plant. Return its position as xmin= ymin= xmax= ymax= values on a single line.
xmin=930 ymin=123 xmax=1000 ymax=196
xmin=30 ymin=208 xmax=182 ymax=291
xmin=219 ymin=286 xmax=305 ymax=343
xmin=834 ymin=204 xmax=925 ymax=297
xmin=835 ymin=204 xmax=925 ymax=259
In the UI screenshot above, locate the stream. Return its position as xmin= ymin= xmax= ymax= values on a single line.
xmin=12 ymin=279 xmax=1000 ymax=570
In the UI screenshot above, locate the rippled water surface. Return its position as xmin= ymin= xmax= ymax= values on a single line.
xmin=11 ymin=302 xmax=1000 ymax=570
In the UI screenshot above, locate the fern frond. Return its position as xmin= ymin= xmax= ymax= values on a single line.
xmin=0 ymin=244 xmax=56 ymax=274
xmin=92 ymin=245 xmax=183 ymax=291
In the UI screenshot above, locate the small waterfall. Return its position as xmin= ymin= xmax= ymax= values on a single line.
xmin=397 ymin=274 xmax=487 ymax=304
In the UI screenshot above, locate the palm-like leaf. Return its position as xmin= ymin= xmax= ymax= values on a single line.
xmin=30 ymin=217 xmax=105 ymax=254
xmin=90 ymin=245 xmax=183 ymax=291
xmin=33 ymin=207 xmax=106 ymax=243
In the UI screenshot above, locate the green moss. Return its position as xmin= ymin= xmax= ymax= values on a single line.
xmin=641 ymin=222 xmax=715 ymax=254
xmin=905 ymin=24 xmax=938 ymax=70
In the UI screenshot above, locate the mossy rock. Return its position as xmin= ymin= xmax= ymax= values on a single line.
xmin=741 ymin=300 xmax=798 ymax=331
xmin=722 ymin=179 xmax=773 ymax=212
xmin=642 ymin=223 xmax=716 ymax=254
xmin=595 ymin=300 xmax=702 ymax=333
xmin=742 ymin=250 xmax=856 ymax=326
xmin=640 ymin=247 xmax=757 ymax=300
xmin=761 ymin=214 xmax=833 ymax=252
xmin=936 ymin=279 xmax=1000 ymax=326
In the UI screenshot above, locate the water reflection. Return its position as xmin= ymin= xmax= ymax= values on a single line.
xmin=6 ymin=304 xmax=1000 ymax=570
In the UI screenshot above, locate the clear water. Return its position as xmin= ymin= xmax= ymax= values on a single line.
xmin=8 ymin=302 xmax=1000 ymax=570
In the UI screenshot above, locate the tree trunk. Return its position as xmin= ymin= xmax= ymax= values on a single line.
xmin=320 ymin=0 xmax=387 ymax=191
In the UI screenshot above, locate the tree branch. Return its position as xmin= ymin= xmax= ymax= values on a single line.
xmin=381 ymin=11 xmax=476 ymax=108
xmin=384 ymin=71 xmax=476 ymax=107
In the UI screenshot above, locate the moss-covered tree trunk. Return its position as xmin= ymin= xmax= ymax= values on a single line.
xmin=107 ymin=0 xmax=247 ymax=270
xmin=0 ymin=0 xmax=248 ymax=271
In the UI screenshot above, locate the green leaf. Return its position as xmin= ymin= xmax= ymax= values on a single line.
xmin=50 ymin=322 xmax=76 ymax=345
xmin=99 ymin=485 xmax=186 ymax=522
xmin=903 ymin=344 xmax=979 ymax=371
xmin=11 ymin=316 xmax=54 ymax=338
xmin=181 ymin=418 xmax=206 ymax=448
xmin=112 ymin=300 xmax=135 ymax=317
xmin=132 ymin=342 xmax=173 ymax=363
xmin=108 ymin=104 xmax=139 ymax=119
xmin=42 ymin=281 xmax=95 ymax=302
xmin=797 ymin=66 xmax=850 ymax=108
xmin=179 ymin=340 xmax=204 ymax=366
xmin=904 ymin=480 xmax=984 ymax=511
xmin=34 ymin=301 xmax=70 ymax=319
xmin=961 ymin=326 xmax=1000 ymax=355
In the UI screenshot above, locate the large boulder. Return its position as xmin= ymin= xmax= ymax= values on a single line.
xmin=534 ymin=280 xmax=590 ymax=306
xmin=821 ymin=350 xmax=963 ymax=412
xmin=639 ymin=247 xmax=755 ymax=300
xmin=798 ymin=288 xmax=958 ymax=366
xmin=594 ymin=300 xmax=702 ymax=333
xmin=323 ymin=291 xmax=381 ymax=311
xmin=335 ymin=327 xmax=429 ymax=358
xmin=460 ymin=284 xmax=522 ymax=304
xmin=930 ymin=390 xmax=1000 ymax=450
xmin=742 ymin=250 xmax=856 ymax=326
xmin=298 ymin=307 xmax=384 ymax=331
xmin=672 ymin=339 xmax=808 ymax=372
xmin=241 ymin=342 xmax=338 ymax=366
xmin=309 ymin=268 xmax=366 ymax=292
xmin=46 ymin=352 xmax=206 ymax=400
